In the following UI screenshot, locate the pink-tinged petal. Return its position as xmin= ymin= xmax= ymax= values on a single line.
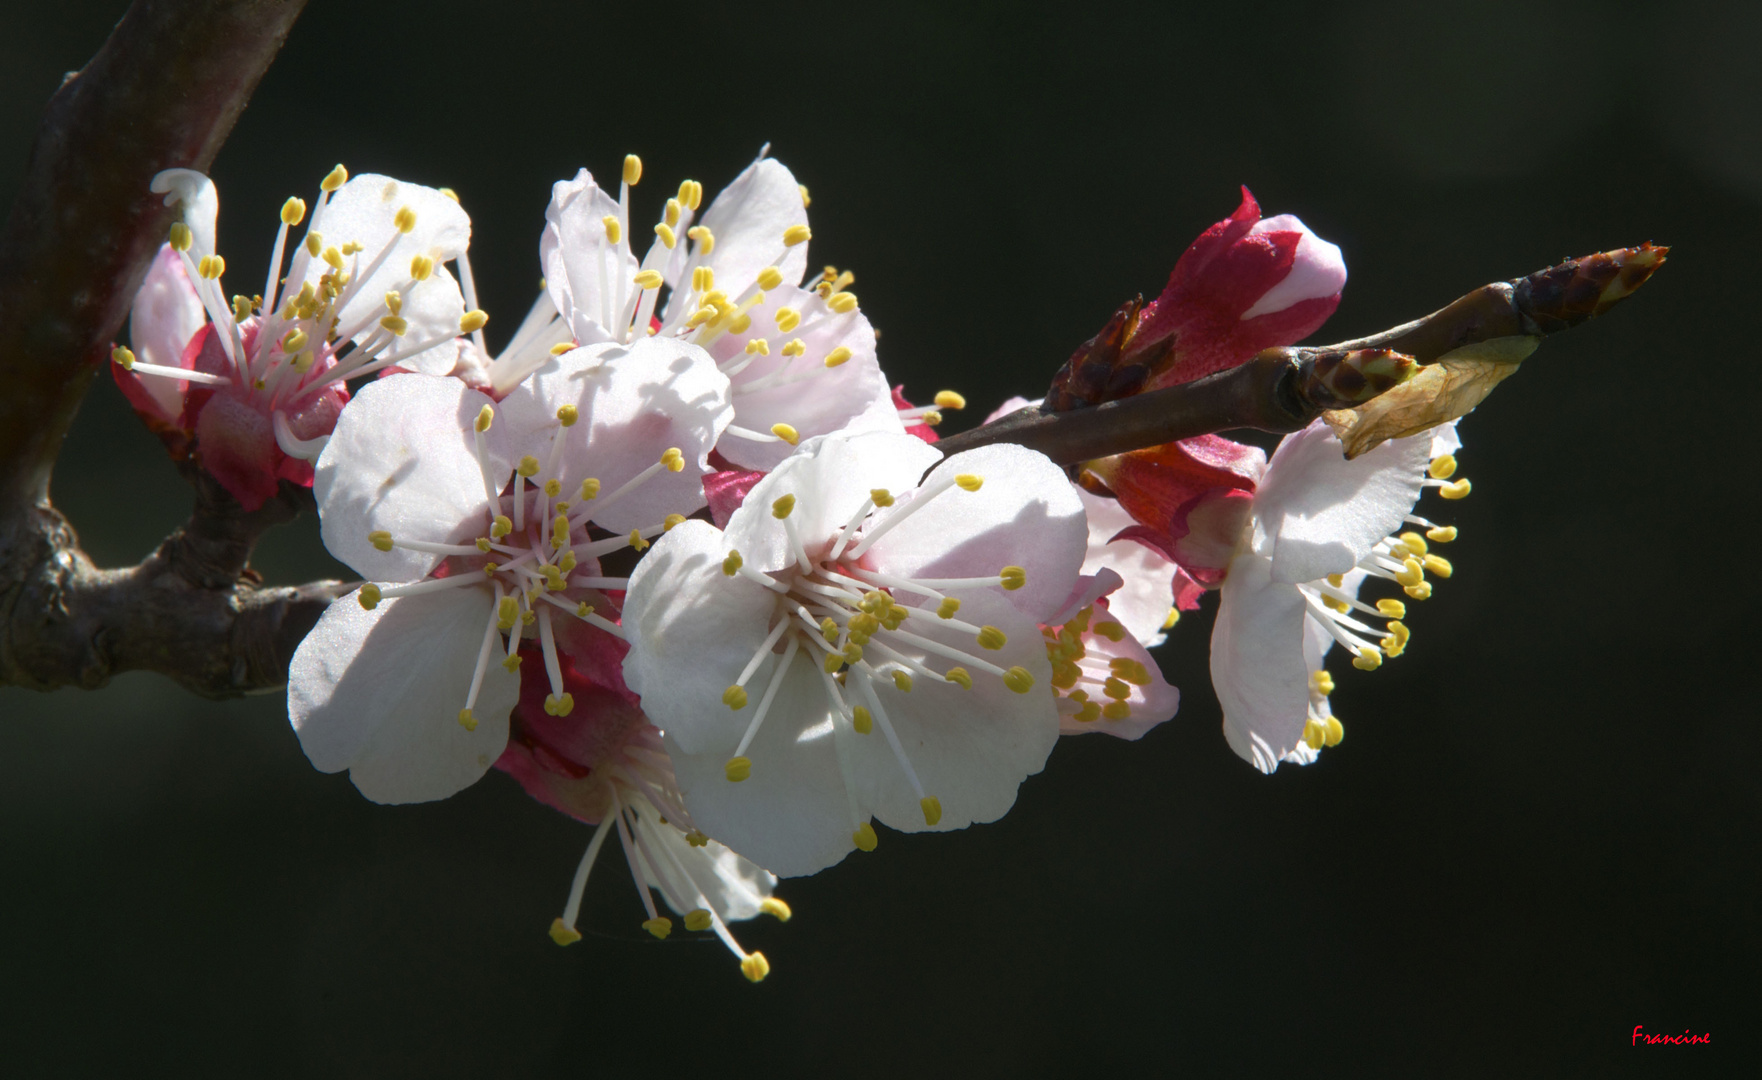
xmin=1121 ymin=188 xmax=1345 ymax=390
xmin=1057 ymin=599 xmax=1180 ymax=741
xmin=502 ymin=337 xmax=732 ymax=533
xmin=842 ymin=590 xmax=1059 ymax=837
xmin=983 ymin=395 xmax=1036 ymax=425
xmin=893 ymin=385 xmax=940 ymax=443
xmin=1252 ymin=418 xmax=1430 ymax=585
xmin=869 ymin=442 xmax=1087 ymax=621
xmin=665 ymin=157 xmax=810 ymax=322
xmin=1047 ymin=567 xmax=1124 ymax=627
xmin=194 ymin=388 xmax=282 ymax=511
xmin=541 ymin=169 xmax=636 ymax=345
xmin=315 ymin=374 xmax=511 ymax=582
xmin=620 ymin=520 xmax=781 ymax=757
xmin=726 ymin=432 xmax=940 ymax=574
xmin=495 ymin=646 xmax=649 ymax=824
xmin=664 ymin=661 xmax=855 ymax=879
xmin=150 ymin=169 xmax=219 ymax=257
xmin=1076 ymin=486 xmax=1179 ymax=647
xmin=705 ymin=462 xmax=765 ymax=529
xmin=1086 ymin=435 xmax=1265 ymax=580
xmin=289 ymin=585 xmax=516 ymax=804
xmin=173 ymin=323 xmax=234 ymax=430
xmin=120 ymin=244 xmax=205 ymax=425
xmin=1211 ymin=553 xmax=1310 ymax=774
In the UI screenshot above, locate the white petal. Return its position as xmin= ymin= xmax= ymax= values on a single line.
xmin=305 ymin=175 xmax=471 ymax=342
xmin=501 ymin=337 xmax=731 ymax=533
xmin=288 ymin=586 xmax=517 ymax=804
xmin=620 ymin=520 xmax=780 ymax=757
xmin=725 ymin=432 xmax=941 ymax=574
xmin=871 ymin=442 xmax=1087 ymax=620
xmin=666 ymin=157 xmax=809 ymax=321
xmin=540 ymin=169 xmax=637 ymax=344
xmin=383 ymin=266 xmax=465 ymax=374
xmin=1076 ymin=487 xmax=1177 ymax=647
xmin=1239 ymin=214 xmax=1347 ymax=320
xmin=127 ymin=245 xmax=207 ymax=417
xmin=1253 ymin=418 xmax=1430 ymax=585
xmin=1212 ymin=553 xmax=1310 ymax=773
xmin=151 ymin=169 xmax=219 ymax=257
xmin=665 ymin=660 xmax=855 ymax=879
xmin=636 ymin=805 xmax=777 ymax=920
xmin=315 ymin=374 xmax=510 ymax=581
xmin=845 ymin=592 xmax=1058 ymax=833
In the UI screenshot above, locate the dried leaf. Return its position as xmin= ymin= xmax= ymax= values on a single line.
xmin=1322 ymin=336 xmax=1538 ymax=458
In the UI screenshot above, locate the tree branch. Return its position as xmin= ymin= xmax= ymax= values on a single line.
xmin=1 ymin=0 xmax=321 ymax=698
xmin=934 ymin=245 xmax=1667 ymax=464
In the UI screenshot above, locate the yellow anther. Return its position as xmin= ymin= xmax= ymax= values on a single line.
xmin=741 ymin=952 xmax=771 ymax=983
xmin=839 ymin=703 xmax=870 ymax=735
xmin=1311 ymin=669 xmax=1336 ymax=695
xmin=575 ymin=601 xmax=591 ymax=618
xmin=1303 ymin=720 xmax=1326 ymax=751
xmin=274 ymin=196 xmax=306 ymax=227
xmin=548 ymin=918 xmax=582 ymax=946
xmin=954 ymin=474 xmax=983 ymax=492
xmin=999 ymin=566 xmax=1026 ymax=591
xmin=744 ymin=337 xmax=771 ymax=356
xmin=517 ymin=454 xmax=541 ymax=477
xmin=774 ymin=307 xmax=801 ymax=332
xmin=932 ymin=390 xmax=967 ymax=411
xmin=782 ymin=224 xmax=811 ymax=247
xmin=628 ymin=529 xmax=649 ymax=552
xmin=548 ymin=342 xmax=575 ymax=357
xmin=798 ymin=183 xmax=811 ymax=207
xmin=491 ymin=513 xmax=513 ymax=537
xmin=892 ymin=670 xmax=914 ymax=693
xmin=391 ymin=206 xmax=417 ymax=234
xmin=1423 ymin=554 xmax=1454 ymax=578
xmin=916 ymin=796 xmax=943 ymax=827
xmin=1163 ymin=607 xmax=1180 ymax=630
xmin=111 ymin=346 xmax=136 ymax=370
xmin=722 ymin=551 xmax=744 ymax=578
xmin=167 ymin=221 xmax=193 ymax=251
xmin=823 ymin=652 xmax=845 ymax=674
xmin=692 ymin=265 xmax=714 ymax=293
xmin=1376 ymin=599 xmax=1407 ymax=618
xmin=1102 ymin=701 xmax=1132 ymax=721
xmin=772 ymin=494 xmax=796 ymax=519
xmin=760 ymin=898 xmax=792 ymax=922
xmin=634 ymin=269 xmax=664 ymax=289
xmin=683 ymin=908 xmax=712 ymax=932
xmin=1429 ymin=454 xmax=1458 ymax=480
xmin=920 ymin=410 xmax=944 ymax=427
xmin=198 ymin=254 xmax=226 ymax=280
xmin=665 ymin=198 xmax=682 ymax=228
xmin=976 ymin=626 xmax=1007 ymax=651
xmin=1394 ymin=557 xmax=1425 ymax=588
xmin=451 ymin=308 xmax=488 ymax=335
xmin=827 ymin=292 xmax=858 ymax=314
xmin=1324 ymin=716 xmax=1345 ymax=746
xmin=922 ymin=599 xmax=956 ymax=626
xmin=1002 ymin=666 xmax=1035 ymax=694
xmin=653 ymin=223 xmax=677 ymax=249
xmin=1093 ymin=621 xmax=1126 ymax=642
xmin=302 ymin=231 xmax=322 ymax=257
xmin=1103 ymin=677 xmax=1131 ymax=701
xmin=551 ymin=514 xmax=570 ymax=549
xmin=545 ymin=405 xmax=577 ymax=431
xmin=1352 ymin=647 xmax=1384 ymax=671
xmin=600 ymin=214 xmax=622 ymax=244
xmin=357 ymin=583 xmax=382 ymax=610
xmin=771 ymin=423 xmax=800 ymax=446
xmin=722 ymin=684 xmax=749 ymax=710
xmin=813 ymin=617 xmax=836 ymax=644
xmin=660 ymin=447 xmax=685 ymax=472
xmin=940 ymin=667 xmax=971 ymax=691
xmin=408 ymin=254 xmax=434 ymax=282
xmin=659 ymin=513 xmax=685 ymax=533
xmin=496 ymin=596 xmax=519 ymax=629
xmin=852 ymin=823 xmax=879 ymax=851
xmin=681 ymin=179 xmax=703 ymax=211
xmin=837 ymin=641 xmax=862 ymax=665
xmin=438 ymin=187 xmax=459 ymax=202
xmin=641 ymin=916 xmax=672 ymax=940
xmin=685 ymin=830 xmax=709 ymax=847
xmin=341 ymin=240 xmax=365 ymax=256
xmin=1426 ymin=525 xmax=1459 ymax=543
xmin=724 ymin=756 xmax=753 ymax=783
xmin=1403 ymin=580 xmax=1431 ymax=598
xmin=476 ymin=538 xmax=492 ymax=553
xmin=1440 ymin=479 xmax=1472 ymax=500
xmin=1398 ymin=531 xmax=1429 ymax=556
xmin=1109 ymin=658 xmax=1152 ymax=686
xmin=1323 ymin=595 xmax=1349 ymax=613
xmin=502 ymin=654 xmax=522 ymax=672
xmin=231 ymin=294 xmax=251 ymax=322
xmin=781 ymin=339 xmax=806 ymax=357
xmin=1326 ymin=573 xmax=1345 ymax=589
xmin=321 ymin=164 xmax=348 ymax=192
xmin=579 ymin=478 xmax=601 ymax=500
xmin=756 ymin=266 xmax=785 ymax=291
xmin=622 ymin=154 xmax=642 ymax=186
xmin=382 ymin=290 xmax=403 ymax=317
xmin=368 ymin=530 xmax=394 ymax=552
xmin=279 ymin=328 xmax=308 ymax=354
xmin=729 ymin=312 xmax=753 ymax=334
xmin=454 ymin=706 xmax=478 ymax=731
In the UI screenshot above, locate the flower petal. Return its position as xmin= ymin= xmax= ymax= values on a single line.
xmin=288 ymin=585 xmax=517 ymax=804
xmin=670 ymin=156 xmax=810 ymax=316
xmin=1211 ymin=553 xmax=1310 ymax=773
xmin=122 ymin=244 xmax=205 ymax=424
xmin=1076 ymin=487 xmax=1179 ymax=647
xmin=305 ymin=174 xmax=470 ymax=345
xmin=315 ymin=374 xmax=510 ymax=581
xmin=541 ymin=168 xmax=638 ymax=345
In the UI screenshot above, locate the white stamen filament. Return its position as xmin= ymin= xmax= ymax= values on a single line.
xmin=558 ymin=814 xmax=615 ymax=931
xmin=733 ymin=634 xmax=800 ymax=759
xmin=848 ymin=473 xmax=962 ymax=558
xmin=856 ymin=675 xmax=926 ymax=799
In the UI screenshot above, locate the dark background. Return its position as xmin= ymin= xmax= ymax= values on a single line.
xmin=1 ymin=1 xmax=1755 ymax=1076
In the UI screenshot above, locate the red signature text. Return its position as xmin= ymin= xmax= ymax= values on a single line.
xmin=1632 ymin=1026 xmax=1711 ymax=1046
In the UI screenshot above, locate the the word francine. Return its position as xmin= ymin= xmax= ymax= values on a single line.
xmin=1631 ymin=1026 xmax=1711 ymax=1046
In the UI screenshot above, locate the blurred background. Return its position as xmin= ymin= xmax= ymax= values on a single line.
xmin=1 ymin=0 xmax=1755 ymax=1075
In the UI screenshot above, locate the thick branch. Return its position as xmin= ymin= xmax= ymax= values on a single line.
xmin=935 ymin=246 xmax=1665 ymax=464
xmin=2 ymin=0 xmax=317 ymax=698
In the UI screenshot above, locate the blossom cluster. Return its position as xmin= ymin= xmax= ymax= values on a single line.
xmin=116 ymin=153 xmax=1475 ymax=980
